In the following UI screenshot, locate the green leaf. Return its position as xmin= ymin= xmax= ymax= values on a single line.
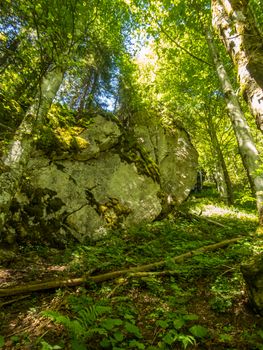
xmin=101 ymin=318 xmax=123 ymax=330
xmin=71 ymin=339 xmax=87 ymax=350
xmin=0 ymin=336 xmax=4 ymax=348
xmin=100 ymin=339 xmax=111 ymax=348
xmin=40 ymin=341 xmax=62 ymax=350
xmin=129 ymin=339 xmax=145 ymax=349
xmin=173 ymin=318 xmax=185 ymax=330
xmin=177 ymin=334 xmax=196 ymax=349
xmin=162 ymin=331 xmax=175 ymax=345
xmin=183 ymin=314 xmax=199 ymax=321
xmin=258 ymin=329 xmax=263 ymax=340
xmin=10 ymin=335 xmax=19 ymax=343
xmin=124 ymin=322 xmax=142 ymax=338
xmin=114 ymin=331 xmax=124 ymax=342
xmin=189 ymin=325 xmax=209 ymax=338
xmin=156 ymin=320 xmax=169 ymax=329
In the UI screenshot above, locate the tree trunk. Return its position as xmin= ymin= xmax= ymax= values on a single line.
xmin=212 ymin=0 xmax=263 ymax=132
xmin=0 ymin=66 xmax=64 ymax=233
xmin=207 ymin=115 xmax=233 ymax=205
xmin=206 ymin=29 xmax=263 ymax=224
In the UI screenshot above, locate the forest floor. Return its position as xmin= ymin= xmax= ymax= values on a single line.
xmin=0 ymin=187 xmax=263 ymax=350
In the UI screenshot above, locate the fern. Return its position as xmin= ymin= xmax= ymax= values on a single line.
xmin=77 ymin=305 xmax=111 ymax=327
xmin=42 ymin=302 xmax=113 ymax=348
xmin=42 ymin=311 xmax=86 ymax=338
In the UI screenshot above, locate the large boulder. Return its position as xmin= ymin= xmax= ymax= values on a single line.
xmin=5 ymin=115 xmax=198 ymax=245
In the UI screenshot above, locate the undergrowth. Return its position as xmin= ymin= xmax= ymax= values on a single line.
xmin=0 ymin=188 xmax=263 ymax=349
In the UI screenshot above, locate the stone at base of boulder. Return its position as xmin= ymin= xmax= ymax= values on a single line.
xmin=241 ymin=253 xmax=263 ymax=315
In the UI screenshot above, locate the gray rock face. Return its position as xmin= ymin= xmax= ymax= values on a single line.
xmin=134 ymin=122 xmax=197 ymax=206
xmin=6 ymin=115 xmax=198 ymax=244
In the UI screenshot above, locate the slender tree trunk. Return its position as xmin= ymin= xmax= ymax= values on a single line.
xmin=207 ymin=115 xmax=233 ymax=205
xmin=206 ymin=29 xmax=263 ymax=224
xmin=213 ymin=165 xmax=228 ymax=201
xmin=0 ymin=66 xmax=64 ymax=233
xmin=77 ymin=68 xmax=94 ymax=115
xmin=85 ymin=71 xmax=99 ymax=111
xmin=212 ymin=0 xmax=263 ymax=132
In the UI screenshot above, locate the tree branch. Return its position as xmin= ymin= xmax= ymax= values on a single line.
xmin=0 ymin=237 xmax=241 ymax=297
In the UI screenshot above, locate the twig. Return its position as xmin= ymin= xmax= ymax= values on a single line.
xmin=127 ymin=271 xmax=179 ymax=278
xmin=0 ymin=294 xmax=30 ymax=307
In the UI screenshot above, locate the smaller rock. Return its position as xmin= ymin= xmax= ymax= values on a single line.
xmin=241 ymin=253 xmax=263 ymax=315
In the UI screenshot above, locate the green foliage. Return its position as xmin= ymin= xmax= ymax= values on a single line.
xmin=2 ymin=189 xmax=263 ymax=349
xmin=43 ymin=296 xmax=143 ymax=349
xmin=189 ymin=325 xmax=209 ymax=338
xmin=209 ymin=274 xmax=243 ymax=313
xmin=154 ymin=312 xmax=204 ymax=349
xmin=40 ymin=341 xmax=62 ymax=350
xmin=235 ymin=186 xmax=257 ymax=208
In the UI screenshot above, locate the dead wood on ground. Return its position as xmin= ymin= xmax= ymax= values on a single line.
xmin=0 ymin=237 xmax=241 ymax=297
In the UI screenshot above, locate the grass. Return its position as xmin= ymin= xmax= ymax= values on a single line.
xmin=0 ymin=186 xmax=262 ymax=349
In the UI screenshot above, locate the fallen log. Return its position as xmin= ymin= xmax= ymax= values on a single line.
xmin=0 ymin=237 xmax=241 ymax=297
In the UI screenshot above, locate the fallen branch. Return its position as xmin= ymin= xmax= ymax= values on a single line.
xmin=0 ymin=294 xmax=30 ymax=307
xmin=0 ymin=237 xmax=241 ymax=297
xmin=127 ymin=271 xmax=179 ymax=278
xmin=178 ymin=210 xmax=228 ymax=228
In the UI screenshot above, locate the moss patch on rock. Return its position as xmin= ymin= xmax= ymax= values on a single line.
xmin=117 ymin=133 xmax=160 ymax=182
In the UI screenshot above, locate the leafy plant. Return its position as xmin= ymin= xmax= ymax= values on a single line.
xmin=40 ymin=341 xmax=62 ymax=350
xmin=42 ymin=296 xmax=143 ymax=349
xmin=209 ymin=274 xmax=242 ymax=313
xmin=154 ymin=312 xmax=208 ymax=349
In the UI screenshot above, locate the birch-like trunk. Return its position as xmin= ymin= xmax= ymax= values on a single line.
xmin=212 ymin=0 xmax=263 ymax=132
xmin=0 ymin=66 xmax=64 ymax=232
xmin=206 ymin=29 xmax=263 ymax=224
xmin=207 ymin=115 xmax=233 ymax=205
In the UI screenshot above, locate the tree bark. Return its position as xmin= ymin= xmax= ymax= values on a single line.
xmin=0 ymin=237 xmax=241 ymax=296
xmin=206 ymin=29 xmax=263 ymax=224
xmin=207 ymin=115 xmax=233 ymax=205
xmin=212 ymin=0 xmax=263 ymax=132
xmin=0 ymin=66 xmax=64 ymax=233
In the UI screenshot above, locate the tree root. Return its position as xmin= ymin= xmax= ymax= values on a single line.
xmin=0 ymin=237 xmax=241 ymax=297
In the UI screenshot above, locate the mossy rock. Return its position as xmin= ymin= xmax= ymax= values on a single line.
xmin=241 ymin=253 xmax=263 ymax=315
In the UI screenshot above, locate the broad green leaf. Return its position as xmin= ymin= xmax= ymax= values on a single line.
xmin=129 ymin=339 xmax=145 ymax=349
xmin=173 ymin=318 xmax=185 ymax=330
xmin=156 ymin=320 xmax=169 ymax=329
xmin=101 ymin=318 xmax=123 ymax=330
xmin=100 ymin=339 xmax=111 ymax=348
xmin=162 ymin=331 xmax=175 ymax=345
xmin=124 ymin=322 xmax=142 ymax=338
xmin=114 ymin=331 xmax=124 ymax=342
xmin=189 ymin=325 xmax=209 ymax=338
xmin=183 ymin=314 xmax=199 ymax=321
